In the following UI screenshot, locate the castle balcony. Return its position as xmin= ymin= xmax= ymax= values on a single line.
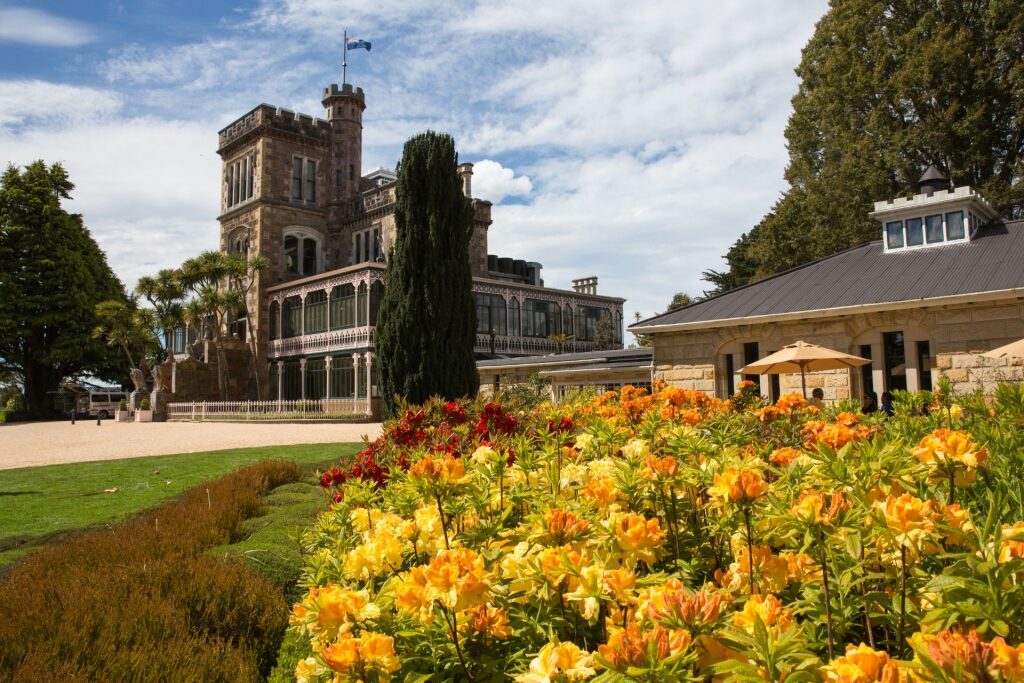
xmin=264 ymin=265 xmax=626 ymax=362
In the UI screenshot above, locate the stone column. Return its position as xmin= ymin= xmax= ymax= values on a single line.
xmin=324 ymin=355 xmax=333 ymax=399
xmin=299 ymin=358 xmax=307 ymax=400
xmin=352 ymin=353 xmax=362 ymax=400
xmin=364 ymin=352 xmax=374 ymax=416
xmin=276 ymin=361 xmax=284 ymax=401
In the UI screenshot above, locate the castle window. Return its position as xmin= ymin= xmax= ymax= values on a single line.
xmin=352 ymin=226 xmax=382 ymax=264
xmin=574 ymin=306 xmax=610 ymax=342
xmin=230 ymin=230 xmax=249 ymax=256
xmin=291 ymin=156 xmax=317 ymax=203
xmin=475 ymin=293 xmax=507 ymax=335
xmin=946 ymin=211 xmax=965 ymax=240
xmin=509 ymin=299 xmax=520 ymax=336
xmin=925 ymin=214 xmax=944 ymax=243
xmin=906 ymin=217 xmax=924 ymax=246
xmin=883 ymin=210 xmax=970 ymax=252
xmin=269 ymin=301 xmax=280 ymax=340
xmin=886 ymin=221 xmax=904 ymax=249
xmin=523 ymin=299 xmax=560 ymax=338
xmin=282 ymin=296 xmax=301 ymax=338
xmin=283 ymin=229 xmax=322 ymax=275
xmin=305 ymin=290 xmax=327 ymax=334
xmin=336 ymin=170 xmax=344 ymax=188
xmin=330 ymin=284 xmax=355 ymax=329
xmin=226 ymin=152 xmax=255 ymax=209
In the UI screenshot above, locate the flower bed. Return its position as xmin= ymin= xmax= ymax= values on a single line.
xmin=290 ymin=383 xmax=1024 ymax=682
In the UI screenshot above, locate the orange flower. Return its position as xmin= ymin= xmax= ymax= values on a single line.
xmin=733 ymin=593 xmax=793 ymax=635
xmin=598 ymin=621 xmax=692 ymax=672
xmin=718 ymin=544 xmax=790 ymax=595
xmin=395 ymin=547 xmax=492 ymax=621
xmin=989 ymin=636 xmax=1024 ymax=680
xmin=602 ymin=567 xmax=638 ymax=605
xmin=708 ymin=466 xmax=768 ymax=506
xmin=803 ymin=413 xmax=876 ymax=449
xmin=941 ymin=503 xmax=974 ymax=547
xmin=583 ymin=476 xmax=622 ymax=509
xmin=821 ymin=643 xmax=903 ymax=683
xmin=769 ymin=446 xmax=803 ymax=466
xmin=644 ymin=454 xmax=679 ymax=478
xmin=322 ymin=631 xmax=400 ymax=679
xmin=910 ymin=628 xmax=992 ymax=679
xmin=997 ymin=522 xmax=1024 ymax=563
xmin=638 ymin=581 xmax=723 ymax=632
xmin=290 ymin=585 xmax=380 ymax=643
xmin=541 ymin=509 xmax=592 ymax=546
xmin=409 ymin=453 xmax=470 ymax=485
xmin=459 ymin=604 xmax=513 ymax=640
xmin=613 ymin=513 xmax=666 ymax=566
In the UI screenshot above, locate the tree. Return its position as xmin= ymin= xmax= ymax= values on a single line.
xmin=0 ymin=161 xmax=126 ymax=418
xmin=593 ymin=316 xmax=615 ymax=351
xmin=135 ymin=268 xmax=185 ymax=361
xmin=632 ymin=311 xmax=651 ymax=348
xmin=376 ymin=132 xmax=478 ymax=415
xmin=548 ymin=333 xmax=573 ymax=354
xmin=706 ymin=0 xmax=1024 ymax=291
xmin=176 ymin=251 xmax=243 ymax=400
xmin=92 ymin=299 xmax=156 ymax=371
xmin=666 ymin=293 xmax=692 ymax=312
xmin=225 ymin=252 xmax=268 ymax=398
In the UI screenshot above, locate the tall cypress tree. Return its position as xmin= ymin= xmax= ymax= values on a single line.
xmin=376 ymin=132 xmax=478 ymax=414
xmin=705 ymin=0 xmax=1024 ymax=291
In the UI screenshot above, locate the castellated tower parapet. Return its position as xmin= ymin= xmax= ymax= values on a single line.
xmin=322 ymin=83 xmax=365 ymax=205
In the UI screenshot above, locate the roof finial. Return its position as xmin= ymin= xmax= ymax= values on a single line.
xmin=917 ymin=164 xmax=948 ymax=196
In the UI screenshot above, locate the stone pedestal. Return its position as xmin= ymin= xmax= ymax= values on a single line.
xmin=129 ymin=390 xmax=148 ymax=413
xmin=150 ymin=389 xmax=175 ymax=423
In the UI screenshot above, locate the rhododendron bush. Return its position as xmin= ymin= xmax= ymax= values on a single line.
xmin=291 ymin=382 xmax=1024 ymax=682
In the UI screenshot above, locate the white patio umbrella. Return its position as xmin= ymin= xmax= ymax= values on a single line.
xmin=738 ymin=340 xmax=871 ymax=398
xmin=981 ymin=338 xmax=1024 ymax=360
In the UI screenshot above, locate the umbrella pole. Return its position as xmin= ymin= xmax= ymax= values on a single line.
xmin=801 ymin=365 xmax=807 ymax=399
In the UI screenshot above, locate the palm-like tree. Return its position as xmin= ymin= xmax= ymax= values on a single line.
xmin=92 ymin=299 xmax=156 ymax=374
xmin=135 ymin=268 xmax=185 ymax=358
xmin=225 ymin=252 xmax=268 ymax=398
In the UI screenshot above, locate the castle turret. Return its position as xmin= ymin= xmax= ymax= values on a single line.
xmin=322 ymin=83 xmax=366 ymax=204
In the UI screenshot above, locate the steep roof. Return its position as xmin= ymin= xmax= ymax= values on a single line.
xmin=633 ymin=219 xmax=1024 ymax=332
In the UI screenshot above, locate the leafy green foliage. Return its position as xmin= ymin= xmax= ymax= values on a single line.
xmin=376 ymin=131 xmax=478 ymax=416
xmin=706 ymin=0 xmax=1024 ymax=292
xmin=0 ymin=161 xmax=127 ymax=417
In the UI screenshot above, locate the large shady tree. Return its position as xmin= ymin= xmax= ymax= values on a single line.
xmin=375 ymin=132 xmax=479 ymax=415
xmin=0 ymin=161 xmax=126 ymax=418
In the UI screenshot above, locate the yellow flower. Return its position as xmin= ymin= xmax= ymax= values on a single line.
xmin=613 ymin=512 xmax=666 ymax=567
xmin=941 ymin=503 xmax=974 ymax=547
xmin=294 ymin=656 xmax=325 ymax=683
xmin=733 ymin=594 xmax=793 ymax=635
xmin=574 ymin=433 xmax=596 ymax=453
xmin=582 ymin=476 xmax=622 ymax=509
xmin=620 ymin=438 xmax=651 ymax=460
xmin=873 ymin=493 xmax=939 ymax=552
xmin=471 ymin=445 xmax=500 ymax=465
xmin=821 ymin=643 xmax=902 ymax=683
xmin=989 ymin=636 xmax=1024 ymax=680
xmin=790 ymin=490 xmax=850 ymax=527
xmin=322 ymin=631 xmax=399 ymax=679
xmin=291 ymin=585 xmax=380 ymax=644
xmin=460 ymin=603 xmax=514 ymax=640
xmin=997 ymin=522 xmax=1024 ymax=564
xmin=517 ymin=641 xmax=596 ymax=682
xmin=395 ymin=547 xmax=493 ymax=621
xmin=913 ymin=428 xmax=988 ymax=486
xmin=409 ymin=453 xmax=470 ymax=485
xmin=718 ymin=544 xmax=790 ymax=595
xmin=708 ymin=466 xmax=768 ymax=506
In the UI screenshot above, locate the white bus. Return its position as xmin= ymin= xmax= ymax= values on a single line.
xmin=86 ymin=391 xmax=129 ymax=419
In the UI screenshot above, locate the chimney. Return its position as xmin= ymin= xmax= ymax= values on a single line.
xmin=572 ymin=276 xmax=598 ymax=295
xmin=917 ymin=164 xmax=948 ymax=197
xmin=457 ymin=162 xmax=473 ymax=197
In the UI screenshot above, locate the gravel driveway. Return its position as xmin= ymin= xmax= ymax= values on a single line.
xmin=0 ymin=420 xmax=383 ymax=470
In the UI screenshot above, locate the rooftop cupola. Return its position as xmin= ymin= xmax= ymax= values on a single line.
xmin=917 ymin=164 xmax=948 ymax=196
xmin=870 ymin=166 xmax=1000 ymax=253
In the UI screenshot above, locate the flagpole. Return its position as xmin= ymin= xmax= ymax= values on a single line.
xmin=342 ymin=29 xmax=348 ymax=85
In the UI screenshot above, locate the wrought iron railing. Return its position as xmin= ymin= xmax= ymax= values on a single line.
xmin=166 ymin=399 xmax=371 ymax=421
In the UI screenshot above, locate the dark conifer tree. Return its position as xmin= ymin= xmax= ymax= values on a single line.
xmin=376 ymin=132 xmax=478 ymax=414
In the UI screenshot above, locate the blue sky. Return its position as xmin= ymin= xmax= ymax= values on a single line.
xmin=0 ymin=0 xmax=828 ymax=335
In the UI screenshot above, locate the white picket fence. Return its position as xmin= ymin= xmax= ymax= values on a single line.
xmin=166 ymin=399 xmax=370 ymax=421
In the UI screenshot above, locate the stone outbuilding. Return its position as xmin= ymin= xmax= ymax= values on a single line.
xmin=632 ymin=168 xmax=1024 ymax=401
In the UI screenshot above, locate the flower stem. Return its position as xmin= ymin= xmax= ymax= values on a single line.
xmin=436 ymin=493 xmax=450 ymax=550
xmin=744 ymin=507 xmax=756 ymax=596
xmin=442 ymin=606 xmax=474 ymax=682
xmin=820 ymin=538 xmax=835 ymax=660
xmin=899 ymin=544 xmax=907 ymax=658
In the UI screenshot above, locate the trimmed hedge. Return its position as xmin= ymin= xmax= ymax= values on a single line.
xmin=0 ymin=460 xmax=302 ymax=682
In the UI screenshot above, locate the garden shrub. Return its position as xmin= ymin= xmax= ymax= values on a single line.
xmin=289 ymin=386 xmax=1024 ymax=682
xmin=0 ymin=460 xmax=302 ymax=682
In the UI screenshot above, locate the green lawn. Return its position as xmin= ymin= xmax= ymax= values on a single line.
xmin=0 ymin=443 xmax=359 ymax=568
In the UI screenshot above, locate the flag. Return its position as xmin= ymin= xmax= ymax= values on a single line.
xmin=346 ymin=37 xmax=371 ymax=51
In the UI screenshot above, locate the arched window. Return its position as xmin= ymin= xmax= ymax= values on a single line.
xmin=330 ymin=284 xmax=355 ymax=329
xmin=269 ymin=301 xmax=280 ymax=340
xmin=305 ymin=290 xmax=327 ymax=334
xmin=283 ymin=229 xmax=322 ymax=276
xmin=563 ymin=304 xmax=573 ymax=336
xmin=230 ymin=229 xmax=249 ymax=256
xmin=369 ymin=281 xmax=385 ymax=325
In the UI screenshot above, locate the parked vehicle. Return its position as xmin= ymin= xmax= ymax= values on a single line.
xmin=87 ymin=391 xmax=129 ymax=419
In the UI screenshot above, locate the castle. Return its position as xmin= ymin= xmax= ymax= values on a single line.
xmin=184 ymin=80 xmax=624 ymax=413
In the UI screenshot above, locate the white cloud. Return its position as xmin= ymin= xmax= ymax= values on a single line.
xmin=0 ymin=80 xmax=122 ymax=127
xmin=471 ymin=160 xmax=532 ymax=204
xmin=0 ymin=7 xmax=97 ymax=47
xmin=0 ymin=113 xmax=221 ymax=290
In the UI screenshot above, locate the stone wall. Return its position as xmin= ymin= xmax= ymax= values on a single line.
xmin=649 ymin=300 xmax=1024 ymax=400
xmin=937 ymin=352 xmax=1024 ymax=396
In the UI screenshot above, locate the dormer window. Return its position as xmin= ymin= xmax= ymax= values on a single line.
xmin=872 ymin=166 xmax=999 ymax=254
